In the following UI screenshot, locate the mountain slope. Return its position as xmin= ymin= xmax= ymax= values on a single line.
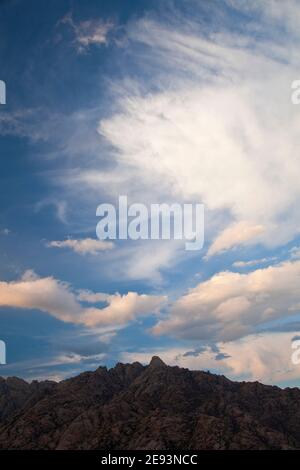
xmin=0 ymin=357 xmax=300 ymax=450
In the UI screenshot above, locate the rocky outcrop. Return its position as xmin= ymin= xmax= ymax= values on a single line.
xmin=0 ymin=357 xmax=300 ymax=450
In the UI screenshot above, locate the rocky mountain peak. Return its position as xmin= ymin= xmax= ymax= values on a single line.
xmin=0 ymin=360 xmax=300 ymax=450
xmin=148 ymin=356 xmax=166 ymax=368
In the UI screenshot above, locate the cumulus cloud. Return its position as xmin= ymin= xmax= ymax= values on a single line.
xmin=0 ymin=271 xmax=166 ymax=328
xmin=121 ymin=331 xmax=300 ymax=384
xmin=47 ymin=238 xmax=114 ymax=255
xmin=60 ymin=12 xmax=113 ymax=53
xmin=152 ymin=259 xmax=300 ymax=342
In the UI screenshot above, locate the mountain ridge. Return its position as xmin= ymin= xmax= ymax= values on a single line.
xmin=0 ymin=357 xmax=300 ymax=450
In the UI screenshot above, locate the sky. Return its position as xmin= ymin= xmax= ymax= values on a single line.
xmin=0 ymin=0 xmax=300 ymax=386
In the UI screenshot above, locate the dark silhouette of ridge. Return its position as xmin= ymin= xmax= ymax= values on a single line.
xmin=0 ymin=357 xmax=300 ymax=450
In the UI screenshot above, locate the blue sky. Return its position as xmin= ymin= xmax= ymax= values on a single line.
xmin=1 ymin=0 xmax=300 ymax=386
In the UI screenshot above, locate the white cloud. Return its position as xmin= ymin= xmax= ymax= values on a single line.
xmin=152 ymin=259 xmax=300 ymax=342
xmin=232 ymin=257 xmax=277 ymax=268
xmin=60 ymin=12 xmax=113 ymax=53
xmin=48 ymin=238 xmax=114 ymax=255
xmin=82 ymin=291 xmax=166 ymax=328
xmin=206 ymin=221 xmax=265 ymax=258
xmin=0 ymin=270 xmax=166 ymax=328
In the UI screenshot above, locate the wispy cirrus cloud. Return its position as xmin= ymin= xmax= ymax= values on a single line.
xmin=232 ymin=257 xmax=277 ymax=268
xmin=2 ymin=1 xmax=300 ymax=276
xmin=6 ymin=1 xmax=300 ymax=279
xmin=47 ymin=238 xmax=114 ymax=255
xmin=90 ymin=2 xmax=300 ymax=261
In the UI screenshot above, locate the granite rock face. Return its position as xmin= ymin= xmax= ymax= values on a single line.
xmin=0 ymin=357 xmax=300 ymax=450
